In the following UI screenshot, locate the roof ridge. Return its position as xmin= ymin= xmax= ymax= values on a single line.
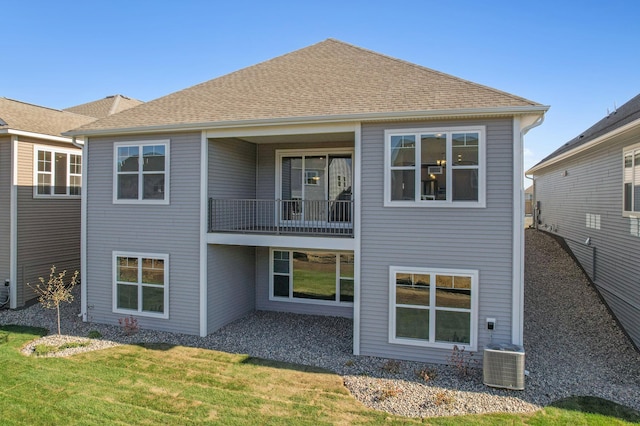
xmin=323 ymin=39 xmax=538 ymax=106
xmin=1 ymin=97 xmax=64 ymax=113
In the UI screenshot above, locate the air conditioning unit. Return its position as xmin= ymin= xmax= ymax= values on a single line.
xmin=483 ymin=343 xmax=525 ymax=390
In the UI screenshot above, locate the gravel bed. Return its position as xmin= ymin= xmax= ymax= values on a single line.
xmin=1 ymin=229 xmax=639 ymax=418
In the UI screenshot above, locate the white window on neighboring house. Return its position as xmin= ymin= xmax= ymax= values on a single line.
xmin=270 ymin=249 xmax=354 ymax=305
xmin=630 ymin=217 xmax=640 ymax=237
xmin=586 ymin=213 xmax=601 ymax=230
xmin=113 ymin=252 xmax=169 ymax=319
xmin=34 ymin=146 xmax=82 ymax=197
xmin=389 ymin=266 xmax=478 ymax=351
xmin=623 ymin=144 xmax=640 ymax=216
xmin=114 ymin=141 xmax=169 ymax=204
xmin=384 ymin=127 xmax=486 ymax=207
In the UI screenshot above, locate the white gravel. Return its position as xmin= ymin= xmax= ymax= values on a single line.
xmin=2 ymin=229 xmax=639 ymax=418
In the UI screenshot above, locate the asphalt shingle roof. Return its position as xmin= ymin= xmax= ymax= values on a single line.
xmin=64 ymin=95 xmax=143 ymax=119
xmin=0 ymin=98 xmax=96 ymax=137
xmin=71 ymin=39 xmax=543 ymax=134
xmin=532 ymin=93 xmax=640 ymax=168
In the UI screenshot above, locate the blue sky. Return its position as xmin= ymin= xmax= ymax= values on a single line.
xmin=2 ymin=0 xmax=639 ymax=174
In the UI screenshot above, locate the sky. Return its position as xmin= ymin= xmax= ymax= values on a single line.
xmin=2 ymin=0 xmax=639 ymax=176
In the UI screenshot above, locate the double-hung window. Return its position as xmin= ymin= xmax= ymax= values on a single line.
xmin=623 ymin=143 xmax=640 ymax=216
xmin=114 ymin=140 xmax=169 ymax=203
xmin=385 ymin=127 xmax=485 ymax=207
xmin=34 ymin=147 xmax=82 ymax=197
xmin=113 ymin=252 xmax=168 ymax=318
xmin=389 ymin=266 xmax=478 ymax=350
xmin=271 ymin=249 xmax=354 ymax=305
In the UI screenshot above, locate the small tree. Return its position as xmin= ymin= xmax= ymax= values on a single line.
xmin=29 ymin=266 xmax=79 ymax=335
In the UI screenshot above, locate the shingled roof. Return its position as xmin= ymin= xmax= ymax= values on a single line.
xmin=530 ymin=93 xmax=640 ymax=172
xmin=64 ymin=94 xmax=143 ymax=119
xmin=70 ymin=39 xmax=544 ymax=134
xmin=0 ymin=97 xmax=96 ymax=138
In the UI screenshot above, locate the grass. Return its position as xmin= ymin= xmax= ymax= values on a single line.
xmin=1 ymin=325 xmax=639 ymax=425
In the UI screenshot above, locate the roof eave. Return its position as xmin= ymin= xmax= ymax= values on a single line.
xmin=0 ymin=128 xmax=74 ymax=143
xmin=527 ymin=115 xmax=640 ymax=175
xmin=64 ymin=105 xmax=549 ymax=137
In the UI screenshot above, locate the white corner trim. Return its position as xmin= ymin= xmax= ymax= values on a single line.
xmin=9 ymin=136 xmax=18 ymax=309
xmin=512 ymin=113 xmax=545 ymax=346
xmin=80 ymin=140 xmax=88 ymax=321
xmin=353 ymin=123 xmax=362 ymax=355
xmin=199 ymin=131 xmax=208 ymax=337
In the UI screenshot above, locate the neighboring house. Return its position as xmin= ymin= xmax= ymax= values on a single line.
xmin=0 ymin=96 xmax=141 ymax=309
xmin=527 ymin=93 xmax=640 ymax=350
xmin=67 ymin=39 xmax=547 ymax=363
xmin=524 ymin=185 xmax=533 ymax=215
xmin=64 ymin=95 xmax=143 ymax=119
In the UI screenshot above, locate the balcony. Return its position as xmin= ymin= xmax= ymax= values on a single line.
xmin=208 ymin=199 xmax=353 ymax=237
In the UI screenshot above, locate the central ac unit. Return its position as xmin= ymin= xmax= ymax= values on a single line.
xmin=483 ymin=343 xmax=525 ymax=390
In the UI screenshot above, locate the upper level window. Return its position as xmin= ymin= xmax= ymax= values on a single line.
xmin=623 ymin=144 xmax=640 ymax=216
xmin=114 ymin=140 xmax=169 ymax=204
xmin=384 ymin=127 xmax=485 ymax=207
xmin=34 ymin=147 xmax=81 ymax=197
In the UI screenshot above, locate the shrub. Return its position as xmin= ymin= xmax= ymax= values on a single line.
xmin=58 ymin=341 xmax=89 ymax=350
xmin=377 ymin=385 xmax=401 ymax=401
xmin=87 ymin=330 xmax=102 ymax=339
xmin=448 ymin=345 xmax=478 ymax=377
xmin=28 ymin=266 xmax=79 ymax=335
xmin=380 ymin=360 xmax=401 ymax=374
xmin=433 ymin=390 xmax=455 ymax=408
xmin=118 ymin=316 xmax=139 ymax=336
xmin=416 ymin=367 xmax=438 ymax=382
xmin=34 ymin=344 xmax=57 ymax=356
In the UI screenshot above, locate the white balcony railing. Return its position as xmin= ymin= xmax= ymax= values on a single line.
xmin=208 ymin=199 xmax=353 ymax=237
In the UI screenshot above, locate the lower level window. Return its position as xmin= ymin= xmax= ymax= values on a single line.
xmin=113 ymin=252 xmax=168 ymax=318
xmin=389 ymin=266 xmax=477 ymax=350
xmin=271 ymin=249 xmax=354 ymax=304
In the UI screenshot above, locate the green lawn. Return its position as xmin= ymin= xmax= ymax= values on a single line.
xmin=1 ymin=325 xmax=639 ymax=425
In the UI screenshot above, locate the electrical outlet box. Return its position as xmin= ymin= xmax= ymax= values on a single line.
xmin=486 ymin=318 xmax=496 ymax=330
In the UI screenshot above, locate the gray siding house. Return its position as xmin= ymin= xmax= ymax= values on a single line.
xmin=68 ymin=39 xmax=547 ymax=363
xmin=0 ymin=96 xmax=142 ymax=309
xmin=528 ymin=93 xmax=640 ymax=349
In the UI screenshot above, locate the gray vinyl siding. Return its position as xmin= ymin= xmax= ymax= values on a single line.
xmin=208 ymin=138 xmax=256 ymax=199
xmin=15 ymin=138 xmax=81 ymax=307
xmin=533 ymin=129 xmax=640 ymax=347
xmin=207 ymin=245 xmax=255 ymax=331
xmin=86 ymin=132 xmax=201 ymax=334
xmin=0 ymin=137 xmax=10 ymax=302
xmin=359 ymin=118 xmax=515 ymax=363
xmin=255 ymin=247 xmax=353 ymax=317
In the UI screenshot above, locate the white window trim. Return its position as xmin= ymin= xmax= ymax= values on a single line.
xmin=269 ymin=247 xmax=354 ymax=307
xmin=384 ymin=126 xmax=486 ymax=208
xmin=112 ymin=251 xmax=169 ymax=319
xmin=32 ymin=145 xmax=82 ymax=198
xmin=622 ymin=142 xmax=640 ymax=217
xmin=388 ymin=266 xmax=478 ymax=351
xmin=113 ymin=140 xmax=170 ymax=205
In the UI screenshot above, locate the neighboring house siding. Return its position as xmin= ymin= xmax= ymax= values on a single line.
xmin=207 ymin=138 xmax=257 ymax=332
xmin=86 ymin=132 xmax=201 ymax=334
xmin=15 ymin=138 xmax=81 ymax=306
xmin=207 ymin=245 xmax=255 ymax=331
xmin=0 ymin=137 xmax=11 ymax=301
xmin=533 ymin=131 xmax=640 ymax=347
xmin=255 ymin=247 xmax=353 ymax=317
xmin=359 ymin=118 xmax=515 ymax=363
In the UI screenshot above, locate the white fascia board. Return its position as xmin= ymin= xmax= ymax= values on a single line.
xmin=1 ymin=129 xmax=74 ymax=144
xmin=207 ymin=233 xmax=356 ymax=251
xmin=527 ymin=116 xmax=640 ymax=175
xmin=64 ymin=105 xmax=550 ymax=138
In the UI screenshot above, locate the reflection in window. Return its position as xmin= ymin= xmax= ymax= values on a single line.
xmin=115 ymin=142 xmax=168 ymax=202
xmin=36 ymin=149 xmax=82 ymax=196
xmin=115 ymin=253 xmax=167 ymax=317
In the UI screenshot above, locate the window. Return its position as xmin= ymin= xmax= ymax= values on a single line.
xmin=623 ymin=144 xmax=640 ymax=215
xmin=114 ymin=141 xmax=169 ymax=203
xmin=385 ymin=127 xmax=485 ymax=207
xmin=270 ymin=249 xmax=354 ymax=305
xmin=586 ymin=213 xmax=600 ymax=230
xmin=389 ymin=266 xmax=477 ymax=350
xmin=34 ymin=147 xmax=82 ymax=197
xmin=113 ymin=252 xmax=168 ymax=318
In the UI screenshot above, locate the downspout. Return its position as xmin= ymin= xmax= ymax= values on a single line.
xmin=512 ymin=114 xmax=545 ymax=347
xmin=72 ymin=137 xmax=88 ymax=321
